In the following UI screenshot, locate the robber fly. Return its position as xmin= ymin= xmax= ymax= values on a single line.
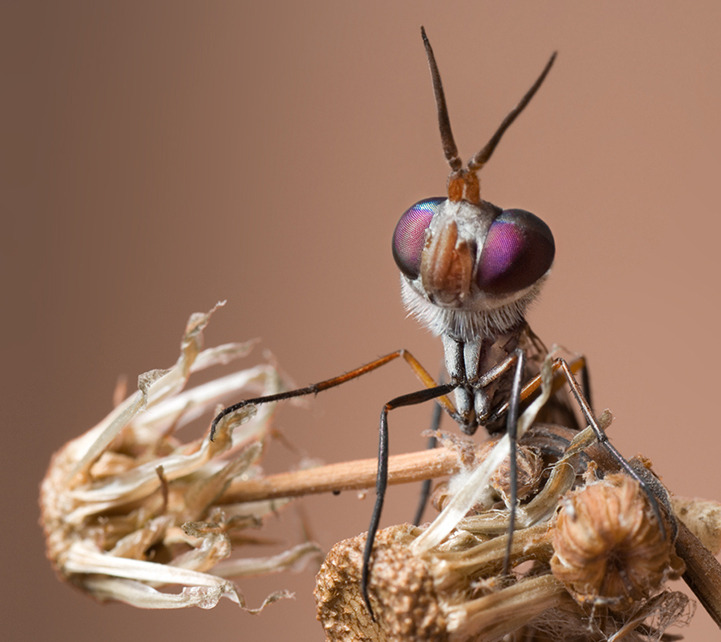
xmin=211 ymin=27 xmax=660 ymax=619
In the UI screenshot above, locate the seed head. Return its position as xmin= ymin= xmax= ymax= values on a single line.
xmin=40 ymin=305 xmax=321 ymax=610
xmin=551 ymin=473 xmax=684 ymax=612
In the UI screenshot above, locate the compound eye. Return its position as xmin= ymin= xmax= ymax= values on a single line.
xmin=476 ymin=209 xmax=555 ymax=295
xmin=392 ymin=198 xmax=445 ymax=279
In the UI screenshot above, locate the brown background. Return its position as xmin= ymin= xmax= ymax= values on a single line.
xmin=5 ymin=2 xmax=721 ymax=640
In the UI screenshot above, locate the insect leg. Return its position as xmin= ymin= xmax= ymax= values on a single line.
xmin=485 ymin=354 xmax=589 ymax=424
xmin=361 ymin=382 xmax=457 ymax=620
xmin=577 ymin=354 xmax=593 ymax=411
xmin=412 ymin=400 xmax=442 ymax=526
xmin=502 ymin=348 xmax=526 ymax=577
xmin=553 ymin=358 xmax=669 ymax=538
xmin=210 ymin=349 xmax=457 ymax=440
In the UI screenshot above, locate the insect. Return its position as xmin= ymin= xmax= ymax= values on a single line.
xmin=211 ymin=27 xmax=661 ymax=619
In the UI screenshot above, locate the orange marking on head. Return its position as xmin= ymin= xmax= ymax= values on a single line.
xmin=447 ymin=171 xmax=480 ymax=204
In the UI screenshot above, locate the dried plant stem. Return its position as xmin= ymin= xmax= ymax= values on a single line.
xmin=221 ymin=446 xmax=461 ymax=503
xmin=675 ymin=519 xmax=721 ymax=628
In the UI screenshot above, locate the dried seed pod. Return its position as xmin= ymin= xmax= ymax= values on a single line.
xmin=431 ymin=440 xmax=544 ymax=514
xmin=486 ymin=441 xmax=544 ymax=505
xmin=315 ymin=524 xmax=448 ymax=642
xmin=550 ymin=473 xmax=684 ymax=612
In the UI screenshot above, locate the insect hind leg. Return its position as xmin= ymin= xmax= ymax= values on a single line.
xmin=579 ymin=354 xmax=593 ymax=411
xmin=553 ymin=357 xmax=671 ymax=539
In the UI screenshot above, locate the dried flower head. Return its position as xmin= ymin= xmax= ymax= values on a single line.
xmin=316 ymin=417 xmax=695 ymax=640
xmin=487 ymin=441 xmax=543 ymax=505
xmin=40 ymin=304 xmax=321 ymax=610
xmin=431 ymin=439 xmax=543 ymax=515
xmin=551 ymin=473 xmax=685 ymax=613
xmin=315 ymin=524 xmax=447 ymax=641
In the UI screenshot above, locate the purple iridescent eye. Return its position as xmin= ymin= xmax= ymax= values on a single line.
xmin=476 ymin=209 xmax=555 ymax=295
xmin=392 ymin=198 xmax=445 ymax=279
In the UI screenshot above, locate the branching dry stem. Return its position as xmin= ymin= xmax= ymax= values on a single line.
xmin=221 ymin=447 xmax=462 ymax=503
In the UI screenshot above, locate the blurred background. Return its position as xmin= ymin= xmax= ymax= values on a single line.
xmin=5 ymin=1 xmax=721 ymax=639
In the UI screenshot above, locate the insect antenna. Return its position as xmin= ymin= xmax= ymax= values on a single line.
xmin=421 ymin=26 xmax=462 ymax=173
xmin=468 ymin=51 xmax=557 ymax=172
xmin=422 ymin=26 xmax=556 ymax=207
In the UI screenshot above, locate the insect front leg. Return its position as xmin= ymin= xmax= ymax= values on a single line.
xmin=209 ymin=349 xmax=456 ymax=440
xmin=361 ymin=381 xmax=457 ymax=620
